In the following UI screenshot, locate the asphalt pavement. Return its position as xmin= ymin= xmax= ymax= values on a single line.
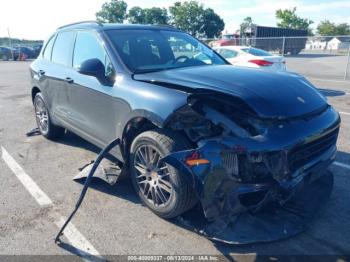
xmin=0 ymin=61 xmax=349 ymax=261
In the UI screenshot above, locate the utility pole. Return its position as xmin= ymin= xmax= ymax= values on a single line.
xmin=344 ymin=43 xmax=350 ymax=80
xmin=7 ymin=28 xmax=14 ymax=60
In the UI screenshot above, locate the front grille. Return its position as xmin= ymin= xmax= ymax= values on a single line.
xmin=288 ymin=127 xmax=339 ymax=173
xmin=222 ymin=152 xmax=239 ymax=176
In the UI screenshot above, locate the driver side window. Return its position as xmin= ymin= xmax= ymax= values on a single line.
xmin=73 ymin=31 xmax=115 ymax=78
xmin=168 ymin=37 xmax=212 ymax=64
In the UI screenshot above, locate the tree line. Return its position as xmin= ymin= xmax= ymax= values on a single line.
xmin=96 ymin=0 xmax=350 ymax=38
xmin=96 ymin=0 xmax=225 ymax=38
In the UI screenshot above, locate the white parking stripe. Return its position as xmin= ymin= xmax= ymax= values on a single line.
xmin=1 ymin=146 xmax=103 ymax=260
xmin=54 ymin=216 xmax=102 ymax=259
xmin=340 ymin=111 xmax=350 ymax=116
xmin=1 ymin=146 xmax=53 ymax=206
xmin=333 ymin=161 xmax=350 ymax=170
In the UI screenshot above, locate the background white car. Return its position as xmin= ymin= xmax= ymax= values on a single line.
xmin=214 ymin=46 xmax=286 ymax=71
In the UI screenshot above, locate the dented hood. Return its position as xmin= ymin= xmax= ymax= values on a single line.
xmin=134 ymin=65 xmax=327 ymax=118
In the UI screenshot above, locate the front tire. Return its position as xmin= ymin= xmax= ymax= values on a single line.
xmin=34 ymin=93 xmax=65 ymax=139
xmin=129 ymin=129 xmax=197 ymax=218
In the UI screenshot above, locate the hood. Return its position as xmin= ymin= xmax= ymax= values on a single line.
xmin=133 ymin=65 xmax=327 ymax=119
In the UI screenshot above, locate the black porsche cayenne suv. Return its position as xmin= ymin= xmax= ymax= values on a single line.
xmin=30 ymin=21 xmax=340 ymax=235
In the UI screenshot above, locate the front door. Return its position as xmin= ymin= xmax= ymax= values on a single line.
xmin=65 ymin=30 xmax=118 ymax=147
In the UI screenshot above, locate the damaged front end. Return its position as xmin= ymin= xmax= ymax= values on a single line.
xmin=163 ymin=92 xmax=340 ymax=244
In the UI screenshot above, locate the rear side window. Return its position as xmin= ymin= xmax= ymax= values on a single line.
xmin=219 ymin=49 xmax=238 ymax=59
xmin=51 ymin=31 xmax=75 ymax=66
xmin=241 ymin=47 xmax=271 ymax=57
xmin=42 ymin=35 xmax=56 ymax=60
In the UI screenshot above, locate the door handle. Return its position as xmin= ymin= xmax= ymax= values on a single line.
xmin=65 ymin=77 xmax=74 ymax=84
xmin=38 ymin=70 xmax=45 ymax=76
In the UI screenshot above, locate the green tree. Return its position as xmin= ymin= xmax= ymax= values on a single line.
xmin=317 ymin=20 xmax=350 ymax=35
xmin=169 ymin=1 xmax=224 ymax=38
xmin=276 ymin=7 xmax=313 ymax=31
xmin=144 ymin=7 xmax=168 ymax=25
xmin=128 ymin=6 xmax=146 ymax=24
xmin=128 ymin=7 xmax=168 ymax=25
xmin=240 ymin=17 xmax=253 ymax=34
xmin=169 ymin=1 xmax=205 ymax=36
xmin=317 ymin=20 xmax=337 ymax=36
xmin=335 ymin=23 xmax=350 ymax=35
xmin=96 ymin=0 xmax=127 ymax=23
xmin=202 ymin=8 xmax=225 ymax=38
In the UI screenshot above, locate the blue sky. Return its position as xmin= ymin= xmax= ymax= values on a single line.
xmin=1 ymin=0 xmax=349 ymax=39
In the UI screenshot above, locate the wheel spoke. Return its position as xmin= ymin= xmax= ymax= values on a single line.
xmin=147 ymin=146 xmax=153 ymax=163
xmin=158 ymin=180 xmax=172 ymax=193
xmin=150 ymin=187 xmax=157 ymax=205
xmin=134 ymin=162 xmax=147 ymax=175
xmin=156 ymin=186 xmax=167 ymax=204
xmin=137 ymin=148 xmax=148 ymax=166
xmin=138 ymin=179 xmax=148 ymax=185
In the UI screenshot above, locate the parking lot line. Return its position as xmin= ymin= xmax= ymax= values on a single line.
xmin=1 ymin=146 xmax=102 ymax=260
xmin=334 ymin=161 xmax=350 ymax=170
xmin=1 ymin=146 xmax=53 ymax=206
xmin=339 ymin=111 xmax=350 ymax=116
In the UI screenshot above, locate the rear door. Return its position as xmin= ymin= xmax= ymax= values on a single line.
xmin=47 ymin=31 xmax=76 ymax=123
xmin=66 ymin=30 xmax=118 ymax=146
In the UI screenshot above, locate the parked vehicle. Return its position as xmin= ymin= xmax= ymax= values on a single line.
xmin=0 ymin=46 xmax=12 ymax=61
xmin=15 ymin=46 xmax=34 ymax=59
xmin=241 ymin=24 xmax=308 ymax=54
xmin=214 ymin=46 xmax=286 ymax=71
xmin=30 ymin=22 xmax=340 ymax=228
xmin=212 ymin=34 xmax=239 ymax=47
xmin=31 ymin=44 xmax=43 ymax=58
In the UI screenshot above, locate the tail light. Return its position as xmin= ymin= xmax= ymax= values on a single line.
xmin=248 ymin=60 xmax=273 ymax=66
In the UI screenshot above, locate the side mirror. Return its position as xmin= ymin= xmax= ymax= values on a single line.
xmin=78 ymin=58 xmax=112 ymax=85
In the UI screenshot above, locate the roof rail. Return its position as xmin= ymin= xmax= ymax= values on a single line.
xmin=152 ymin=24 xmax=177 ymax=29
xmin=58 ymin=21 xmax=103 ymax=30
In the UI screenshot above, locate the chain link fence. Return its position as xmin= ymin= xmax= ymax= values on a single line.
xmin=204 ymin=35 xmax=350 ymax=81
xmin=1 ymin=34 xmax=350 ymax=81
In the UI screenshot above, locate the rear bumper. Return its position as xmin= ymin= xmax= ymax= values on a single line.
xmin=163 ymin=105 xmax=340 ymax=221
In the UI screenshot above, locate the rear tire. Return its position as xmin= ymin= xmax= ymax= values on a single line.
xmin=129 ymin=129 xmax=197 ymax=218
xmin=33 ymin=93 xmax=65 ymax=140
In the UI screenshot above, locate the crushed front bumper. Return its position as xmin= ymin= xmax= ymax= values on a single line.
xmin=163 ymin=106 xmax=340 ymax=244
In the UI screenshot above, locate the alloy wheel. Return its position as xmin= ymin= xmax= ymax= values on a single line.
xmin=133 ymin=144 xmax=172 ymax=207
xmin=35 ymin=98 xmax=49 ymax=134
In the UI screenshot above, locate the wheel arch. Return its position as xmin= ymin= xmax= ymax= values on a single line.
xmin=31 ymin=86 xmax=41 ymax=103
xmin=119 ymin=110 xmax=166 ymax=162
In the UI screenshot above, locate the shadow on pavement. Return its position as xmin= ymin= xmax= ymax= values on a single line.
xmin=53 ymin=130 xmax=350 ymax=259
xmin=57 ymin=241 xmax=105 ymax=262
xmin=318 ymin=88 xmax=346 ymax=97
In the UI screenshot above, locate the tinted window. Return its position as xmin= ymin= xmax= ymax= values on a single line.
xmin=73 ymin=31 xmax=114 ymax=78
xmin=241 ymin=47 xmax=272 ymax=57
xmin=219 ymin=49 xmax=238 ymax=59
xmin=51 ymin=31 xmax=75 ymax=66
xmin=43 ymin=35 xmax=56 ymax=60
xmin=106 ymin=29 xmax=226 ymax=73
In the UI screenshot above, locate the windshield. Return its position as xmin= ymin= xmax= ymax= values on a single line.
xmin=241 ymin=47 xmax=272 ymax=57
xmin=106 ymin=29 xmax=226 ymax=73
